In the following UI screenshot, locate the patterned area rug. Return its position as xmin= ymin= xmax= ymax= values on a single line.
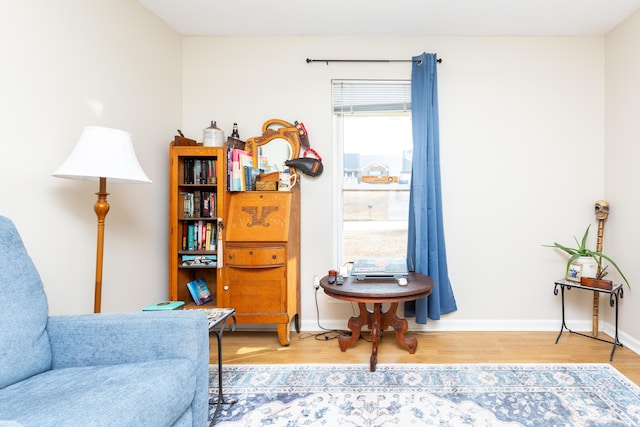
xmin=208 ymin=363 xmax=640 ymax=426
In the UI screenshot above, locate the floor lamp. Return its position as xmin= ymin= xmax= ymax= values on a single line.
xmin=52 ymin=126 xmax=151 ymax=313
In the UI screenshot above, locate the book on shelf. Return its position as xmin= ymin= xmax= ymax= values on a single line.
xmin=202 ymin=192 xmax=210 ymax=217
xmin=240 ymin=151 xmax=253 ymax=190
xmin=228 ymin=147 xmax=253 ymax=191
xmin=142 ymin=301 xmax=185 ymax=311
xmin=226 ymin=145 xmax=232 ymax=191
xmin=181 ymin=191 xmax=215 ymax=218
xmin=244 ymin=166 xmax=261 ymax=191
xmin=186 ymin=278 xmax=213 ymax=305
xmin=187 ymin=224 xmax=195 ymax=251
xmin=182 ymin=192 xmax=194 ymax=217
xmin=193 ymin=191 xmax=201 ymax=217
xmin=181 ymin=255 xmax=216 ymax=266
xmin=181 ymin=220 xmax=217 ymax=251
xmin=183 ymin=159 xmax=192 ymax=184
xmin=200 ymin=222 xmax=207 ymax=250
xmin=183 ymin=158 xmax=218 ymax=185
xmin=224 ymin=147 xmax=271 ymax=192
xmin=205 ymin=222 xmax=213 ymax=251
xmin=202 ymin=191 xmax=215 ymax=217
xmin=257 ymin=155 xmax=269 ymax=173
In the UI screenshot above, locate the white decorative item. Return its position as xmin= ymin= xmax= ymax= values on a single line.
xmin=203 ymin=120 xmax=225 ymax=147
xmin=567 ymin=256 xmax=598 ymax=282
xmin=278 ymin=172 xmax=297 ymax=191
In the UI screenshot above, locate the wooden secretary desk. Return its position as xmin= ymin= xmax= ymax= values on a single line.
xmin=168 ymin=120 xmax=302 ymax=346
xmin=223 ymin=186 xmax=300 ymax=345
xmin=221 ymin=120 xmax=302 ymax=345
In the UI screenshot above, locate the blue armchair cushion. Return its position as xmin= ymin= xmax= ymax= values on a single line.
xmin=0 ymin=217 xmax=51 ymax=389
xmin=0 ymin=359 xmax=195 ymax=426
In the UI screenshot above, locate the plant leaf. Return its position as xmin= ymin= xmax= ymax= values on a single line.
xmin=544 ymin=242 xmax=578 ymax=255
xmin=588 ymin=249 xmax=630 ymax=288
xmin=579 ymin=225 xmax=590 ymax=252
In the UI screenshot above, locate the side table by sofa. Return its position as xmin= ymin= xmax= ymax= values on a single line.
xmin=196 ymin=308 xmax=236 ymax=424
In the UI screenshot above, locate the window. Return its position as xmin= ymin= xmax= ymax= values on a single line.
xmin=333 ymin=80 xmax=412 ymax=265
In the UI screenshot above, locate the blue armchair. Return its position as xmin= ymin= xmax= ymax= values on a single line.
xmin=0 ymin=216 xmax=210 ymax=427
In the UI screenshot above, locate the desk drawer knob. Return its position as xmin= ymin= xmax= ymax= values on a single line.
xmin=223 ymin=285 xmax=229 ymax=291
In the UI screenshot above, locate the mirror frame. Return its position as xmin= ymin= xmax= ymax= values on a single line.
xmin=245 ymin=119 xmax=301 ymax=174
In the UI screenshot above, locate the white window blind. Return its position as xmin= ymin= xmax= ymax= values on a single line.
xmin=332 ymin=80 xmax=411 ymax=114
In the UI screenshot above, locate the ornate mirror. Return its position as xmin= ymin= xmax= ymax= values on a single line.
xmin=245 ymin=119 xmax=301 ymax=173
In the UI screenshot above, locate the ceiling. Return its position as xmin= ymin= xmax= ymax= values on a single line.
xmin=137 ymin=0 xmax=640 ymax=37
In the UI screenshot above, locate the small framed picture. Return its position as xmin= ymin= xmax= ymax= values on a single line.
xmin=567 ymin=262 xmax=582 ymax=282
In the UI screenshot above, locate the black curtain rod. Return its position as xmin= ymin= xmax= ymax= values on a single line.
xmin=306 ymin=58 xmax=442 ymax=65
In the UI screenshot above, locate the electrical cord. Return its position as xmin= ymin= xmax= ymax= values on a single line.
xmin=298 ymin=287 xmax=352 ymax=341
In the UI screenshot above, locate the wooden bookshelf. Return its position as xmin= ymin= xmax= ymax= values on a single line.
xmin=168 ymin=143 xmax=225 ymax=308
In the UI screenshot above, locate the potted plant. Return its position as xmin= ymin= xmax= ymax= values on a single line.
xmin=545 ymin=225 xmax=630 ymax=289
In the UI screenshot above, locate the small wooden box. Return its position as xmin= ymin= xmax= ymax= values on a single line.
xmin=580 ymin=277 xmax=613 ymax=290
xmin=174 ymin=136 xmax=198 ymax=146
xmin=255 ymin=181 xmax=277 ymax=191
xmin=227 ymin=137 xmax=245 ymax=150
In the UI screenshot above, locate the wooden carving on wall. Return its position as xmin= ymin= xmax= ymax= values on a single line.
xmin=592 ymin=199 xmax=609 ymax=337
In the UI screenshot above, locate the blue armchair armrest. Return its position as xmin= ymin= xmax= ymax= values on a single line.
xmin=47 ymin=310 xmax=208 ymax=367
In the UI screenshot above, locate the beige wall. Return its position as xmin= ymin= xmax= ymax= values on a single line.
xmin=0 ymin=0 xmax=182 ymax=313
xmin=182 ymin=36 xmax=610 ymax=334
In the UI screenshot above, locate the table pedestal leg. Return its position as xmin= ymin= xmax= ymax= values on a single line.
xmin=338 ymin=302 xmax=417 ymax=372
xmin=370 ymin=303 xmax=382 ymax=371
xmin=382 ymin=302 xmax=418 ymax=353
xmin=338 ymin=302 xmax=368 ymax=351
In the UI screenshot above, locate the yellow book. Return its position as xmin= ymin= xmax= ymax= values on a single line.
xmin=205 ymin=222 xmax=212 ymax=251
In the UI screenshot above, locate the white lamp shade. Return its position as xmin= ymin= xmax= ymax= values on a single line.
xmin=53 ymin=126 xmax=151 ymax=184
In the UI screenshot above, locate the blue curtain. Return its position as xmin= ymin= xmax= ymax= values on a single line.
xmin=405 ymin=52 xmax=457 ymax=324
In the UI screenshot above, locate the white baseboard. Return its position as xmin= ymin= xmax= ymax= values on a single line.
xmin=299 ymin=318 xmax=566 ymax=333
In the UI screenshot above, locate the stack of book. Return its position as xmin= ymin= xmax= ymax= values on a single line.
xmin=182 ymin=190 xmax=216 ymax=218
xmin=226 ymin=146 xmax=268 ymax=191
xmin=181 ymin=221 xmax=217 ymax=251
xmin=183 ymin=158 xmax=217 ymax=184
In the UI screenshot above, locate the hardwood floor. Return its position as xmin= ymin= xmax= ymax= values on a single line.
xmin=212 ymin=330 xmax=640 ymax=386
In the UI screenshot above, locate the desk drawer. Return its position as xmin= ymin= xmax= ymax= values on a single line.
xmin=225 ymin=246 xmax=286 ymax=267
